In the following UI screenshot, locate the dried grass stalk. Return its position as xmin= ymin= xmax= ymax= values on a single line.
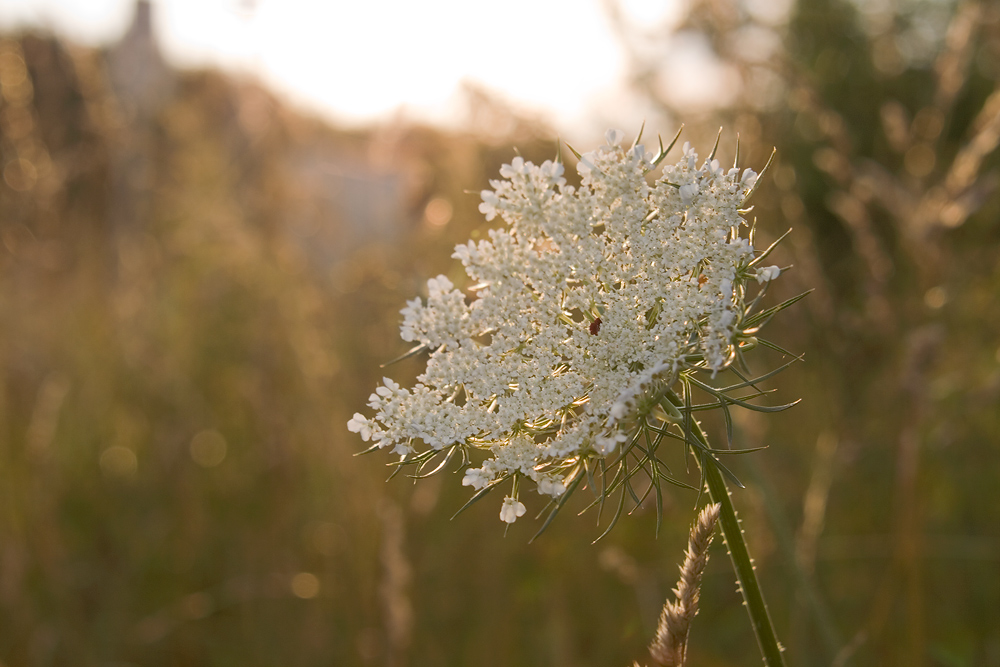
xmin=647 ymin=503 xmax=721 ymax=667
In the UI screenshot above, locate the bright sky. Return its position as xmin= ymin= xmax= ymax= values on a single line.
xmin=0 ymin=0 xmax=738 ymax=137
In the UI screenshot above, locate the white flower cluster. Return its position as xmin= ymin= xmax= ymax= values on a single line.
xmin=349 ymin=130 xmax=779 ymax=523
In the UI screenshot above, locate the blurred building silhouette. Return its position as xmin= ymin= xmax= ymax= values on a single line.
xmin=107 ymin=0 xmax=174 ymax=119
xmin=106 ymin=0 xmax=174 ymax=241
xmin=98 ymin=0 xmax=406 ymax=269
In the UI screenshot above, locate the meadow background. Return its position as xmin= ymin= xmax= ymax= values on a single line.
xmin=1 ymin=1 xmax=998 ymax=665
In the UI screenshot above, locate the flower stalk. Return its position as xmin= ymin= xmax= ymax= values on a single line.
xmin=665 ymin=388 xmax=787 ymax=667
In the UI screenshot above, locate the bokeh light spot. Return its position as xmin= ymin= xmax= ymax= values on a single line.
xmin=290 ymin=572 xmax=320 ymax=599
xmin=423 ymin=197 xmax=453 ymax=229
xmin=923 ymin=286 xmax=947 ymax=309
xmin=100 ymin=445 xmax=137 ymax=478
xmin=190 ymin=429 xmax=227 ymax=468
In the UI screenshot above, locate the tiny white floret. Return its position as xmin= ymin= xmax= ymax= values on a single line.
xmin=347 ymin=414 xmax=372 ymax=441
xmin=756 ymin=266 xmax=781 ymax=283
xmin=479 ymin=190 xmax=500 ymax=220
xmin=462 ymin=467 xmax=493 ymax=490
xmin=500 ymin=497 xmax=527 ymax=524
xmin=536 ymin=477 xmax=567 ymax=498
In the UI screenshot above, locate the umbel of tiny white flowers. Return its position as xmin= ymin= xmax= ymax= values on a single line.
xmin=349 ymin=128 xmax=785 ymax=526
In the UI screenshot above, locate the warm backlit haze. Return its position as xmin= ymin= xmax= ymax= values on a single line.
xmin=1 ymin=0 xmax=998 ymax=665
xmin=0 ymin=0 xmax=723 ymax=135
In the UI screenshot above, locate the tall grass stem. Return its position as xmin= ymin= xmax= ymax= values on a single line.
xmin=666 ymin=389 xmax=786 ymax=667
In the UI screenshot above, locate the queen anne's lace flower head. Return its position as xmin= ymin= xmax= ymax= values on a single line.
xmin=350 ymin=131 xmax=780 ymax=523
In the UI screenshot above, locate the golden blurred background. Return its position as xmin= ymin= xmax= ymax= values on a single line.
xmin=1 ymin=1 xmax=998 ymax=666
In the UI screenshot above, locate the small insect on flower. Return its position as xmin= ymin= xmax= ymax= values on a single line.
xmin=589 ymin=318 xmax=602 ymax=335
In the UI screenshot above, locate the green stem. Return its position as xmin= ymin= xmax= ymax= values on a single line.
xmin=666 ymin=390 xmax=786 ymax=666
